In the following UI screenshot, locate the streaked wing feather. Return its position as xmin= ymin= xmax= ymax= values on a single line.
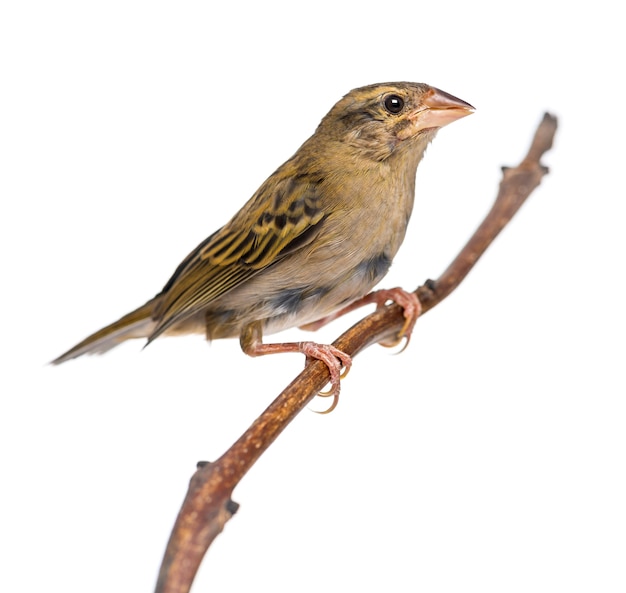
xmin=200 ymin=175 xmax=324 ymax=267
xmin=150 ymin=171 xmax=325 ymax=339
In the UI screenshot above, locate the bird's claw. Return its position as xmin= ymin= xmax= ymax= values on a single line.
xmin=299 ymin=342 xmax=352 ymax=413
xmin=379 ymin=332 xmax=412 ymax=353
xmin=373 ymin=288 xmax=421 ymax=348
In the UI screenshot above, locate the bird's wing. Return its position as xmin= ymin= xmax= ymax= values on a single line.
xmin=150 ymin=169 xmax=325 ymax=339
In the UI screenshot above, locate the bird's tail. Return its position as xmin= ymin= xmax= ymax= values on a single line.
xmin=51 ymin=299 xmax=158 ymax=365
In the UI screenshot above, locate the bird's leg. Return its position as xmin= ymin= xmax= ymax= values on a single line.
xmin=300 ymin=287 xmax=421 ymax=348
xmin=240 ymin=321 xmax=352 ymax=413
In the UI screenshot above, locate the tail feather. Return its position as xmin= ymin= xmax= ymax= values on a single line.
xmin=51 ymin=299 xmax=157 ymax=365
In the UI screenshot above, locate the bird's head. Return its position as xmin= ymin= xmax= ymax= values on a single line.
xmin=317 ymin=82 xmax=474 ymax=162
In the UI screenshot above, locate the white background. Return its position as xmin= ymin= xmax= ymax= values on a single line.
xmin=2 ymin=2 xmax=624 ymax=592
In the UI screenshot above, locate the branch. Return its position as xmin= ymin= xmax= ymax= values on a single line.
xmin=154 ymin=113 xmax=558 ymax=593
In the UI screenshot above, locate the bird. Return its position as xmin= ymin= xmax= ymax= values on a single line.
xmin=53 ymin=82 xmax=474 ymax=405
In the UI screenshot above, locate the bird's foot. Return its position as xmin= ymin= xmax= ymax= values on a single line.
xmin=240 ymin=322 xmax=351 ymax=413
xmin=300 ymin=342 xmax=352 ymax=414
xmin=369 ymin=288 xmax=421 ymax=348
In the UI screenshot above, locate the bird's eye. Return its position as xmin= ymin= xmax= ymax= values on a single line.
xmin=383 ymin=94 xmax=404 ymax=114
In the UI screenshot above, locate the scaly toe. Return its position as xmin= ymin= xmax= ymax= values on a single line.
xmin=298 ymin=342 xmax=352 ymax=411
xmin=374 ymin=288 xmax=421 ymax=349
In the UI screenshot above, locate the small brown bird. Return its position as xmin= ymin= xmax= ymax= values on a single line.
xmin=54 ymin=82 xmax=473 ymax=402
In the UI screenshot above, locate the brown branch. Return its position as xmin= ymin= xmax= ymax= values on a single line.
xmin=154 ymin=113 xmax=558 ymax=593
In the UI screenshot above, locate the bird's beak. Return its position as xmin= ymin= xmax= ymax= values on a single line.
xmin=409 ymin=87 xmax=475 ymax=133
